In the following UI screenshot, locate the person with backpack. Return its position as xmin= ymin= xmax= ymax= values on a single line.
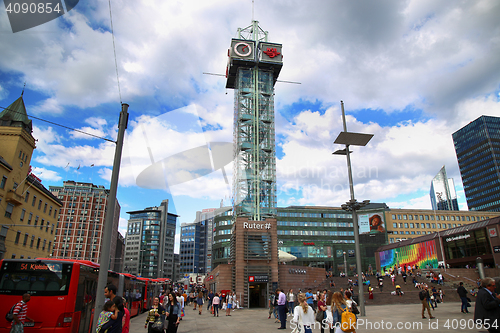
xmin=8 ymin=293 xmax=34 ymax=333
xmin=419 ymin=286 xmax=435 ymax=319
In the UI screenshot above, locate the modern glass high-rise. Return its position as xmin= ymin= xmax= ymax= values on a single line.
xmin=226 ymin=21 xmax=282 ymax=221
xmin=452 ymin=115 xmax=500 ymax=212
xmin=124 ymin=200 xmax=177 ymax=278
xmin=430 ymin=166 xmax=459 ymax=211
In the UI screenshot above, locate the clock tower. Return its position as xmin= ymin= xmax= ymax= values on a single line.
xmin=226 ymin=20 xmax=282 ymax=221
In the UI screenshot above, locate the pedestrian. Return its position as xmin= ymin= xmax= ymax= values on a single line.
xmin=474 ymin=277 xmax=500 ymax=333
xmin=396 ymin=284 xmax=402 ymax=296
xmin=379 ymin=278 xmax=383 ymax=292
xmin=431 ymin=286 xmax=438 ymax=308
xmin=207 ymin=290 xmax=214 ymax=312
xmin=225 ymin=292 xmax=233 ymax=316
xmin=212 ymin=293 xmax=220 ymax=317
xmin=419 ymin=286 xmax=435 ymax=319
xmin=368 ymin=284 xmax=374 ymax=299
xmin=317 ymin=291 xmax=327 ymax=333
xmin=277 ymin=288 xmax=287 ymax=329
xmin=439 ymin=288 xmax=444 ymax=303
xmin=101 ymin=294 xmax=125 ymax=333
xmin=196 ymin=291 xmax=204 ymax=315
xmin=175 ymin=292 xmax=184 ymax=321
xmin=164 ymin=293 xmax=181 ymax=333
xmin=144 ymin=297 xmax=165 ymax=333
xmin=292 ymin=293 xmax=315 ymax=333
xmin=122 ymin=298 xmax=130 ymax=333
xmin=9 ymin=293 xmax=34 ymax=333
xmin=287 ymin=289 xmax=295 ymax=315
xmin=457 ymin=282 xmax=469 ymax=313
xmin=402 ymin=272 xmax=407 ymax=285
xmin=96 ymin=300 xmax=119 ymax=333
xmin=305 ymin=288 xmax=314 ymax=311
xmin=268 ymin=291 xmax=278 ymax=321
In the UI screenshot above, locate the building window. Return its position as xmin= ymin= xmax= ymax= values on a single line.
xmin=430 ymin=215 xmax=435 ymax=220
xmin=392 ymin=214 xmax=396 ymax=219
xmin=49 ymin=206 xmax=52 ymax=215
xmin=471 ymin=216 xmax=476 ymax=221
xmin=405 ymin=231 xmax=409 ymax=234
xmin=5 ymin=203 xmax=14 ymax=218
xmin=42 ymin=239 xmax=46 ymax=251
xmin=36 ymin=238 xmax=41 ymax=249
xmin=393 ymin=223 xmax=397 ymax=228
xmin=28 ymin=213 xmax=32 ymax=225
xmin=425 ymin=215 xmax=429 ymax=220
xmin=403 ymin=215 xmax=407 ymax=220
xmin=410 ymin=223 xmax=414 ymax=228
xmin=30 ymin=236 xmax=35 ymax=248
xmin=409 ymin=215 xmax=413 ymax=220
xmin=0 ymin=176 xmax=7 ymax=189
xmin=32 ymin=196 xmax=36 ymax=207
xmin=437 ymin=223 xmax=441 ymax=228
xmin=397 ymin=215 xmax=401 ymax=220
xmin=466 ymin=216 xmax=470 ymax=221
xmin=399 ymin=223 xmax=403 ymax=228
xmin=426 ymin=223 xmax=430 ymax=228
xmin=417 ymin=231 xmax=421 ymax=234
xmin=34 ymin=216 xmax=39 ymax=225
xmin=411 ymin=231 xmax=415 ymax=234
xmin=38 ymin=199 xmax=42 ymax=210
xmin=453 ymin=224 xmax=457 ymax=227
xmin=23 ymin=233 xmax=28 ymax=246
xmin=11 ymin=254 xmax=16 ymax=259
xmin=448 ymin=224 xmax=452 ymax=228
xmin=14 ymin=231 xmax=21 ymax=244
xmin=44 ymin=203 xmax=47 ymax=213
xmin=404 ymin=223 xmax=409 ymax=228
xmin=431 ymin=223 xmax=436 ymax=228
xmin=20 ymin=209 xmax=26 ymax=221
xmin=415 ymin=223 xmax=420 ymax=228
xmin=25 ymin=191 xmax=30 ymax=203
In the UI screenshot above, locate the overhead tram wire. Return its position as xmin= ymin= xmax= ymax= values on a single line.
xmin=0 ymin=105 xmax=116 ymax=143
xmin=108 ymin=0 xmax=122 ymax=105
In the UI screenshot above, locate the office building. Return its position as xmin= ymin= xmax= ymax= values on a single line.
xmin=124 ymin=200 xmax=178 ymax=279
xmin=50 ymin=181 xmax=121 ymax=268
xmin=0 ymin=95 xmax=62 ymax=260
xmin=453 ymin=115 xmax=500 ymax=211
xmin=430 ymin=166 xmax=459 ymax=211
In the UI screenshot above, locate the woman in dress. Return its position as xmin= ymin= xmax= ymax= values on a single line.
xmin=196 ymin=291 xmax=204 ymax=315
xmin=165 ymin=293 xmax=180 ymax=333
xmin=292 ymin=293 xmax=315 ymax=333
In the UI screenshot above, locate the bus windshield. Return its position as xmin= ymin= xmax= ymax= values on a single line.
xmin=0 ymin=260 xmax=73 ymax=296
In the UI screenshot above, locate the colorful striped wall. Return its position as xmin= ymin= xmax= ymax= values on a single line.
xmin=379 ymin=240 xmax=438 ymax=270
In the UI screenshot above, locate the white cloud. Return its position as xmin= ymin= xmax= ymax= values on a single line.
xmin=31 ymin=167 xmax=62 ymax=182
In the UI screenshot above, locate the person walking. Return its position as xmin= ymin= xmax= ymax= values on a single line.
xmin=225 ymin=292 xmax=233 ymax=316
xmin=431 ymin=286 xmax=438 ymax=308
xmin=457 ymin=282 xmax=469 ymax=313
xmin=144 ymin=297 xmax=165 ymax=333
xmin=175 ymin=292 xmax=184 ymax=321
xmin=9 ymin=293 xmax=34 ymax=333
xmin=292 ymin=293 xmax=315 ymax=333
xmin=474 ymin=277 xmax=500 ymax=333
xmin=196 ymin=291 xmax=204 ymax=315
xmin=419 ymin=286 xmax=435 ymax=319
xmin=207 ymin=290 xmax=214 ymax=312
xmin=317 ymin=291 xmax=327 ymax=333
xmin=305 ymin=288 xmax=314 ymax=311
xmin=164 ymin=293 xmax=181 ymax=333
xmin=287 ymin=289 xmax=295 ymax=316
xmin=277 ymin=289 xmax=287 ymax=329
xmin=212 ymin=293 xmax=220 ymax=317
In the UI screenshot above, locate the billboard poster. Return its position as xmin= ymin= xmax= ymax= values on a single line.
xmin=358 ymin=212 xmax=385 ymax=234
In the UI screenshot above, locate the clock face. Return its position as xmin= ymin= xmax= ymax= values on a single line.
xmin=230 ymin=39 xmax=255 ymax=61
xmin=233 ymin=42 xmax=252 ymax=57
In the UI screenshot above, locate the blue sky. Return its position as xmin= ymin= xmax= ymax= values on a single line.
xmin=1 ymin=0 xmax=500 ymax=253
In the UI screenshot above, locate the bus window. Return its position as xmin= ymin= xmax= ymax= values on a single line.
xmin=0 ymin=260 xmax=73 ymax=296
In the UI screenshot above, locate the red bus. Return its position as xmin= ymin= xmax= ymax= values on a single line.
xmin=0 ymin=258 xmax=98 ymax=333
xmin=0 ymin=258 xmax=158 ymax=333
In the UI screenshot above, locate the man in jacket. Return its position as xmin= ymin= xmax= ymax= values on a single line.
xmin=474 ymin=278 xmax=500 ymax=333
xmin=457 ymin=282 xmax=469 ymax=313
xmin=419 ymin=286 xmax=435 ymax=319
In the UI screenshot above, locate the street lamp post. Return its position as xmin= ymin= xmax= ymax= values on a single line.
xmin=343 ymin=251 xmax=347 ymax=277
xmin=334 ymin=101 xmax=373 ymax=317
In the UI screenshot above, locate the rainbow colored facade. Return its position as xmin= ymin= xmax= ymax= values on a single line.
xmin=379 ymin=240 xmax=438 ymax=270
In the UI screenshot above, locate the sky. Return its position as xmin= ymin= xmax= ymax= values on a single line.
xmin=1 ymin=0 xmax=500 ymax=253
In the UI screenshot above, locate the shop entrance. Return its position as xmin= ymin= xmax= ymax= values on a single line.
xmin=249 ymin=283 xmax=267 ymax=308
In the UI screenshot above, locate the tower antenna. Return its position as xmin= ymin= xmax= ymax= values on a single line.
xmin=252 ymin=0 xmax=254 ymax=21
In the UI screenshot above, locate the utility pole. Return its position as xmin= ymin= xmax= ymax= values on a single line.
xmin=91 ymin=103 xmax=129 ymax=333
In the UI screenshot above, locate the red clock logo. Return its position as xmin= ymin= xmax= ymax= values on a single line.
xmin=249 ymin=276 xmax=254 ymax=282
xmin=263 ymin=47 xmax=280 ymax=58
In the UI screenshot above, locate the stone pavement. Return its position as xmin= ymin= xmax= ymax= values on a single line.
xmin=129 ymin=301 xmax=489 ymax=333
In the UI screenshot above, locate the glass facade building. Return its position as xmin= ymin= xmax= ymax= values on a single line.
xmin=124 ymin=200 xmax=177 ymax=279
xmin=453 ymin=115 xmax=500 ymax=211
xmin=429 ymin=166 xmax=459 ymax=211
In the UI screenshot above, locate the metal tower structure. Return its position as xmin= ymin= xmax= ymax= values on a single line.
xmin=226 ymin=21 xmax=282 ymax=221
